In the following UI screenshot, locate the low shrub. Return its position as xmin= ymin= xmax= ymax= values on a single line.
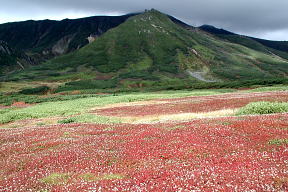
xmin=118 ymin=71 xmax=159 ymax=81
xmin=57 ymin=118 xmax=76 ymax=124
xmin=19 ymin=86 xmax=50 ymax=95
xmin=236 ymin=101 xmax=288 ymax=115
xmin=268 ymin=139 xmax=288 ymax=145
xmin=55 ymin=79 xmax=118 ymax=92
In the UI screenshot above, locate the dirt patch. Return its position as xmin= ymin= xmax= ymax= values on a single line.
xmin=11 ymin=101 xmax=32 ymax=108
xmin=120 ymin=109 xmax=236 ymax=124
xmin=91 ymin=100 xmax=169 ymax=111
xmin=0 ymin=117 xmax=62 ymax=129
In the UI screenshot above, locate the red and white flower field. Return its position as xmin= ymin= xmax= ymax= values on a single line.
xmin=0 ymin=89 xmax=288 ymax=191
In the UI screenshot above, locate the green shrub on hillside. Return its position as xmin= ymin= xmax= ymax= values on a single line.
xmin=236 ymin=101 xmax=288 ymax=115
xmin=118 ymin=71 xmax=159 ymax=81
xmin=19 ymin=86 xmax=50 ymax=95
xmin=56 ymin=79 xmax=118 ymax=92
xmin=58 ymin=114 xmax=121 ymax=124
xmin=58 ymin=118 xmax=76 ymax=124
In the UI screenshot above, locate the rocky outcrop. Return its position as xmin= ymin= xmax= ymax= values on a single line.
xmin=0 ymin=40 xmax=12 ymax=55
xmin=0 ymin=41 xmax=35 ymax=74
xmin=187 ymin=70 xmax=217 ymax=82
xmin=52 ymin=35 xmax=75 ymax=55
xmin=87 ymin=35 xmax=97 ymax=43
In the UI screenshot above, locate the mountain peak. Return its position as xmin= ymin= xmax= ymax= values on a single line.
xmin=135 ymin=8 xmax=168 ymax=21
xmin=144 ymin=8 xmax=161 ymax=13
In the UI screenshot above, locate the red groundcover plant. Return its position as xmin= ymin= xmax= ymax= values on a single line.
xmin=0 ymin=113 xmax=288 ymax=191
xmin=96 ymin=91 xmax=288 ymax=117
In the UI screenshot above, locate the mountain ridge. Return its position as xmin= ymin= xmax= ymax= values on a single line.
xmin=4 ymin=9 xmax=287 ymax=86
xmin=199 ymin=25 xmax=288 ymax=59
xmin=0 ymin=14 xmax=137 ymax=57
xmin=0 ymin=9 xmax=287 ymax=88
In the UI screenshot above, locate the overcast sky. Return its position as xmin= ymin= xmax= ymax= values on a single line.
xmin=0 ymin=0 xmax=287 ymax=41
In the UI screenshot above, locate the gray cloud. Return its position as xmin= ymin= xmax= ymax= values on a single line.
xmin=0 ymin=0 xmax=287 ymax=40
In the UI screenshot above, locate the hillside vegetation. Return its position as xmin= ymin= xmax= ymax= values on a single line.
xmin=5 ymin=10 xmax=287 ymax=87
xmin=0 ymin=10 xmax=287 ymax=92
xmin=199 ymin=25 xmax=288 ymax=60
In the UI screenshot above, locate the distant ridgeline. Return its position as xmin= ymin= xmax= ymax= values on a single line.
xmin=0 ymin=14 xmax=137 ymax=56
xmin=0 ymin=9 xmax=287 ymax=85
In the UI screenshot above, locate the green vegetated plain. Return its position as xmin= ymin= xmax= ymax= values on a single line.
xmin=1 ymin=84 xmax=288 ymax=125
xmin=0 ymin=88 xmax=236 ymax=124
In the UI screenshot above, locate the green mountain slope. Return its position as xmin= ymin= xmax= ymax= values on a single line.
xmin=252 ymin=38 xmax=288 ymax=53
xmin=4 ymin=10 xmax=288 ymax=87
xmin=199 ymin=25 xmax=288 ymax=60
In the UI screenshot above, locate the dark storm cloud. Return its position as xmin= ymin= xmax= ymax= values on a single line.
xmin=1 ymin=0 xmax=287 ymax=40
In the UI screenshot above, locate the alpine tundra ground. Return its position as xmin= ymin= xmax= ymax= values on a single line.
xmin=0 ymin=87 xmax=288 ymax=191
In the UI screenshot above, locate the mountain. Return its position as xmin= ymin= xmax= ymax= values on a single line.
xmin=1 ymin=9 xmax=287 ymax=91
xmin=0 ymin=14 xmax=137 ymax=60
xmin=251 ymin=37 xmax=288 ymax=55
xmin=199 ymin=25 xmax=288 ymax=59
xmin=0 ymin=12 xmax=189 ymax=75
xmin=5 ymin=9 xmax=287 ymax=86
xmin=0 ymin=41 xmax=34 ymax=75
xmin=0 ymin=12 xmax=192 ymax=63
xmin=199 ymin=25 xmax=235 ymax=35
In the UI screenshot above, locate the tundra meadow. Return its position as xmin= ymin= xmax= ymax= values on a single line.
xmin=0 ymin=87 xmax=288 ymax=191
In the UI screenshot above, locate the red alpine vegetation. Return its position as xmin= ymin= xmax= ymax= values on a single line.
xmin=96 ymin=91 xmax=288 ymax=117
xmin=0 ymin=113 xmax=287 ymax=191
xmin=11 ymin=101 xmax=32 ymax=108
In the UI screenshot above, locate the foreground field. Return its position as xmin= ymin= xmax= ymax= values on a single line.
xmin=0 ymin=88 xmax=288 ymax=191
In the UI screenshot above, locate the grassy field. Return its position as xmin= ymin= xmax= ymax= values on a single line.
xmin=0 ymin=89 xmax=236 ymax=124
xmin=1 ymin=85 xmax=287 ymax=126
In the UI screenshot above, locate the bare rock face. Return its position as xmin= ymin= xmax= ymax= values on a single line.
xmin=0 ymin=41 xmax=12 ymax=55
xmin=87 ymin=35 xmax=97 ymax=43
xmin=52 ymin=35 xmax=75 ymax=55
xmin=0 ymin=41 xmax=35 ymax=74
